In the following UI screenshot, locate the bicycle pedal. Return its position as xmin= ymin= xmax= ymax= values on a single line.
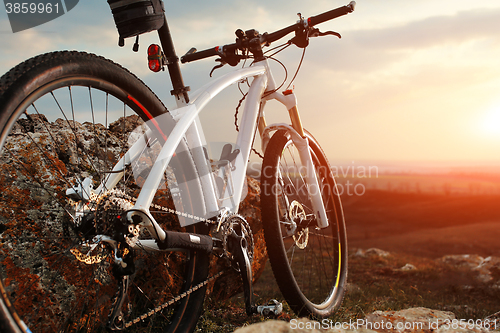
xmin=256 ymin=299 xmax=282 ymax=317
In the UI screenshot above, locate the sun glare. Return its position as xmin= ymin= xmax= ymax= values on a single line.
xmin=480 ymin=107 xmax=500 ymax=138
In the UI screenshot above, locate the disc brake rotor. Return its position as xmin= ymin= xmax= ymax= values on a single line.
xmin=290 ymin=201 xmax=308 ymax=249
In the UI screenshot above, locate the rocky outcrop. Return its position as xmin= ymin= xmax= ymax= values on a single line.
xmin=234 ymin=307 xmax=490 ymax=333
xmin=354 ymin=248 xmax=391 ymax=258
xmin=352 ymin=249 xmax=500 ymax=284
xmin=2 ymin=114 xmax=266 ymax=303
xmin=439 ymin=254 xmax=500 ymax=283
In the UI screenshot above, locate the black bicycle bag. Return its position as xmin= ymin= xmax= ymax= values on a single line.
xmin=108 ymin=0 xmax=165 ymax=39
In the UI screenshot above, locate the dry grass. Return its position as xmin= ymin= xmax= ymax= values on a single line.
xmin=196 ymin=190 xmax=500 ymax=331
xmin=196 ymin=251 xmax=500 ymax=332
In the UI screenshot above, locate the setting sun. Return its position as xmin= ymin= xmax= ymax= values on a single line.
xmin=480 ymin=106 xmax=500 ymax=138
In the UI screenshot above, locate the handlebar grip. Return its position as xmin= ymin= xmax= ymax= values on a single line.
xmin=266 ymin=1 xmax=355 ymax=44
xmin=307 ymin=1 xmax=355 ymax=27
xmin=181 ymin=46 xmax=219 ymax=63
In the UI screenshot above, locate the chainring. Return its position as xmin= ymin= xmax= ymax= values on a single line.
xmin=213 ymin=214 xmax=254 ymax=271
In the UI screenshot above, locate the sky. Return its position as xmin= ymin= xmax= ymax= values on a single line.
xmin=1 ymin=0 xmax=499 ymax=167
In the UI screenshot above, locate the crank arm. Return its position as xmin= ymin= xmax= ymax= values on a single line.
xmin=230 ymin=233 xmax=256 ymax=315
xmin=231 ymin=235 xmax=283 ymax=317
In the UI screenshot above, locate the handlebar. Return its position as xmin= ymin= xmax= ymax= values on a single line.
xmin=181 ymin=47 xmax=221 ymax=63
xmin=181 ymin=1 xmax=355 ymax=64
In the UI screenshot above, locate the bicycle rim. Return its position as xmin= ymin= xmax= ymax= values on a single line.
xmin=261 ymin=130 xmax=347 ymax=317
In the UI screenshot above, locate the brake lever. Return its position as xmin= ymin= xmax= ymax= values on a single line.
xmin=210 ymin=58 xmax=226 ymax=77
xmin=310 ymin=27 xmax=341 ymax=39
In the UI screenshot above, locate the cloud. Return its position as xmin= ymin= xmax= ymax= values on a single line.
xmin=272 ymin=6 xmax=500 ymax=161
xmin=307 ymin=7 xmax=500 ymax=73
xmin=354 ymin=7 xmax=500 ymax=50
xmin=1 ymin=1 xmax=499 ymax=162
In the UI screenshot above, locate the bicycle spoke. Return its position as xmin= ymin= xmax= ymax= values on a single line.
xmin=49 ymin=91 xmax=102 ymax=185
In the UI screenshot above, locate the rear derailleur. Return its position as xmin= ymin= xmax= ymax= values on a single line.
xmin=65 ymin=187 xmax=139 ymax=330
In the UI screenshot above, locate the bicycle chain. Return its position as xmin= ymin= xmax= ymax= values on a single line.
xmin=123 ymin=270 xmax=225 ymax=329
xmin=69 ymin=189 xmax=226 ymax=329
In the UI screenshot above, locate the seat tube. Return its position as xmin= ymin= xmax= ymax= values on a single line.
xmin=157 ymin=16 xmax=190 ymax=106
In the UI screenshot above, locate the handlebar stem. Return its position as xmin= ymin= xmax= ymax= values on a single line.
xmin=249 ymin=37 xmax=265 ymax=62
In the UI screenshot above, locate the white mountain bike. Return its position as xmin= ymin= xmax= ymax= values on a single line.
xmin=0 ymin=1 xmax=354 ymax=332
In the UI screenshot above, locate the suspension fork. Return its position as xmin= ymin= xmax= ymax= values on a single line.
xmin=260 ymin=92 xmax=330 ymax=229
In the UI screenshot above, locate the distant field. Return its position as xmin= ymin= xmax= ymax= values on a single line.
xmin=198 ymin=184 xmax=500 ymax=331
xmin=337 ymin=172 xmax=500 ymax=195
xmin=197 ymin=172 xmax=500 ymax=332
xmin=342 ymin=189 xmax=500 ymax=258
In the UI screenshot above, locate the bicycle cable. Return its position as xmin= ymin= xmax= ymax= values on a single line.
xmin=233 ymin=92 xmax=247 ymax=132
xmin=233 ymin=42 xmax=304 ymax=159
xmin=285 ymin=24 xmax=309 ymax=90
xmin=264 ymin=42 xmax=291 ymax=58
xmin=285 ymin=46 xmax=306 ymax=90
xmin=261 ymin=56 xmax=288 ymax=98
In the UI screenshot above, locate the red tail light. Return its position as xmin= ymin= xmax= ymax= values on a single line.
xmin=148 ymin=44 xmax=164 ymax=72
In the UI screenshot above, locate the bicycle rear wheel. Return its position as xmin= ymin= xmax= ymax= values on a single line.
xmin=0 ymin=51 xmax=208 ymax=332
xmin=260 ymin=129 xmax=347 ymax=317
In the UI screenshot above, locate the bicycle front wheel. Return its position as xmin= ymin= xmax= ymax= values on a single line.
xmin=0 ymin=51 xmax=208 ymax=332
xmin=260 ymin=129 xmax=348 ymax=317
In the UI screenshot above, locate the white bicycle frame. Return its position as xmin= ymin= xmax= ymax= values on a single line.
xmin=93 ymin=58 xmax=330 ymax=250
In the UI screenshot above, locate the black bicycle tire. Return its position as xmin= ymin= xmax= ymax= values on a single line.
xmin=0 ymin=51 xmax=208 ymax=333
xmin=260 ymin=129 xmax=348 ymax=317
